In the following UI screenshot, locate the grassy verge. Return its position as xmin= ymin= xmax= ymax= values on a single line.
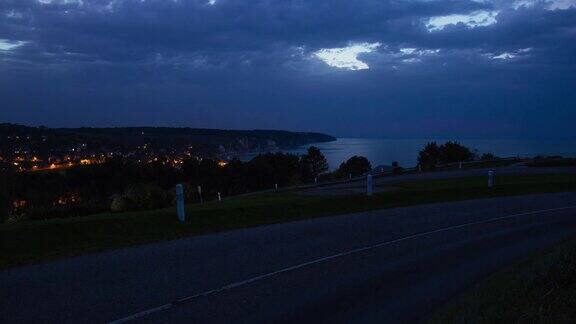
xmin=439 ymin=158 xmax=525 ymax=171
xmin=1 ymin=174 xmax=576 ymax=269
xmin=429 ymin=235 xmax=576 ymax=323
xmin=527 ymin=157 xmax=576 ymax=168
xmin=373 ymin=159 xmax=524 ymax=177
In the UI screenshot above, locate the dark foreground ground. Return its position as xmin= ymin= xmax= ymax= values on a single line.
xmin=1 ymin=192 xmax=576 ymax=323
xmin=3 ymin=172 xmax=576 ymax=269
xmin=431 ymin=225 xmax=576 ymax=323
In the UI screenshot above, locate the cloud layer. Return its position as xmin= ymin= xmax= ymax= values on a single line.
xmin=1 ymin=0 xmax=575 ymax=138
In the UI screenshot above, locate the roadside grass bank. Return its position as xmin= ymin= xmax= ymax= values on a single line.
xmin=527 ymin=157 xmax=576 ymax=168
xmin=1 ymin=173 xmax=576 ymax=269
xmin=429 ymin=235 xmax=576 ymax=323
xmin=433 ymin=158 xmax=525 ymax=171
xmin=372 ymin=158 xmax=524 ymax=177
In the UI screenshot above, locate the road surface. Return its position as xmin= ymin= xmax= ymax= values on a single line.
xmin=299 ymin=165 xmax=576 ymax=196
xmin=1 ymin=192 xmax=576 ymax=323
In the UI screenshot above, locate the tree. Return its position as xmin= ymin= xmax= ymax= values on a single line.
xmin=440 ymin=141 xmax=474 ymax=164
xmin=245 ymin=152 xmax=302 ymax=190
xmin=221 ymin=158 xmax=248 ymax=195
xmin=418 ymin=142 xmax=441 ymax=169
xmin=0 ymin=168 xmax=19 ymax=222
xmin=301 ymin=146 xmax=329 ymax=180
xmin=336 ymin=156 xmax=372 ymax=178
xmin=481 ymin=153 xmax=497 ymax=161
xmin=391 ymin=161 xmax=404 ymax=174
xmin=183 ymin=158 xmax=220 ymax=188
xmin=418 ymin=141 xmax=474 ymax=169
xmin=0 ymin=171 xmax=10 ymax=222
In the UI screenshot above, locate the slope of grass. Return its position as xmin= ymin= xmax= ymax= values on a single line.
xmin=442 ymin=158 xmax=524 ymax=170
xmin=1 ymin=174 xmax=576 ymax=269
xmin=397 ymin=173 xmax=576 ymax=191
xmin=429 ymin=235 xmax=576 ymax=323
xmin=527 ymin=157 xmax=576 ymax=168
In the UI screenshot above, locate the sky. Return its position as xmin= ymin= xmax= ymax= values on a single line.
xmin=0 ymin=0 xmax=575 ymax=139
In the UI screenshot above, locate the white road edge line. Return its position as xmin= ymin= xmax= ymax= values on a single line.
xmin=109 ymin=205 xmax=576 ymax=323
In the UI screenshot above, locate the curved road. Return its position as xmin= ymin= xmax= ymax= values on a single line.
xmin=2 ymin=192 xmax=576 ymax=323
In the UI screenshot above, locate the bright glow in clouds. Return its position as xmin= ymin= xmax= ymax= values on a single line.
xmin=400 ymin=48 xmax=439 ymax=55
xmin=38 ymin=0 xmax=84 ymax=4
xmin=427 ymin=10 xmax=498 ymax=31
xmin=207 ymin=0 xmax=216 ymax=5
xmin=548 ymin=0 xmax=576 ymax=9
xmin=513 ymin=0 xmax=576 ymax=10
xmin=490 ymin=48 xmax=532 ymax=60
xmin=492 ymin=52 xmax=516 ymax=60
xmin=314 ymin=42 xmax=381 ymax=70
xmin=0 ymin=39 xmax=26 ymax=51
xmin=398 ymin=47 xmax=440 ymax=63
xmin=400 ymin=48 xmax=417 ymax=55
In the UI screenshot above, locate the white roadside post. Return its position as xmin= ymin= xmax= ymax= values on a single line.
xmin=367 ymin=174 xmax=373 ymax=197
xmin=198 ymin=185 xmax=203 ymax=204
xmin=274 ymin=183 xmax=278 ymax=191
xmin=459 ymin=162 xmax=462 ymax=169
xmin=176 ymin=184 xmax=185 ymax=222
xmin=217 ymin=192 xmax=222 ymax=202
xmin=488 ymin=170 xmax=495 ymax=188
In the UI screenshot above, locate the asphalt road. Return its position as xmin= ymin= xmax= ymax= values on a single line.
xmin=298 ymin=165 xmax=576 ymax=196
xmin=2 ymin=192 xmax=576 ymax=323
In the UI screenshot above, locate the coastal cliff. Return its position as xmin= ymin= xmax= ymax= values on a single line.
xmin=0 ymin=124 xmax=336 ymax=157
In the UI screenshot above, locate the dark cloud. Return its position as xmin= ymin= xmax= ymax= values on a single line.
xmin=0 ymin=0 xmax=575 ymax=138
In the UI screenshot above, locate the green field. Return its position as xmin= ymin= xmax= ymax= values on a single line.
xmin=430 ymin=235 xmax=576 ymax=323
xmin=1 ymin=173 xmax=576 ymax=269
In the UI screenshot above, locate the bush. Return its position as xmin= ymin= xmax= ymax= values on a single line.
xmin=124 ymin=183 xmax=168 ymax=210
xmin=336 ymin=156 xmax=372 ymax=178
xmin=110 ymin=196 xmax=131 ymax=213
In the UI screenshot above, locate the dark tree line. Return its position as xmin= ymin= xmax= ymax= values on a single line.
xmin=0 ymin=146 xmax=331 ymax=222
xmin=417 ymin=141 xmax=476 ymax=169
xmin=0 ymin=141 xmax=496 ymax=223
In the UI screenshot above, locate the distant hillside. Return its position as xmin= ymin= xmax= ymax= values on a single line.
xmin=0 ymin=124 xmax=336 ymax=156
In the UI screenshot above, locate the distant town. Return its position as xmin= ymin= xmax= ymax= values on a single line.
xmin=0 ymin=124 xmax=337 ymax=221
xmin=0 ymin=124 xmax=336 ymax=173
